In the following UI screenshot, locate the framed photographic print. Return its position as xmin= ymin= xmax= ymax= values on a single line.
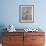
xmin=19 ymin=5 xmax=34 ymax=23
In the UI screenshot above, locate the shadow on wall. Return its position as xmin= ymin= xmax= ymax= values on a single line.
xmin=0 ymin=24 xmax=7 ymax=43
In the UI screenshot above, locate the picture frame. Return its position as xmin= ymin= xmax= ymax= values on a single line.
xmin=19 ymin=5 xmax=34 ymax=23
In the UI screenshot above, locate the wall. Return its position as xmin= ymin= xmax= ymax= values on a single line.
xmin=0 ymin=0 xmax=46 ymax=29
xmin=0 ymin=0 xmax=40 ymax=29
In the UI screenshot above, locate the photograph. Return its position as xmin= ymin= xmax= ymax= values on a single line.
xmin=19 ymin=5 xmax=34 ymax=23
